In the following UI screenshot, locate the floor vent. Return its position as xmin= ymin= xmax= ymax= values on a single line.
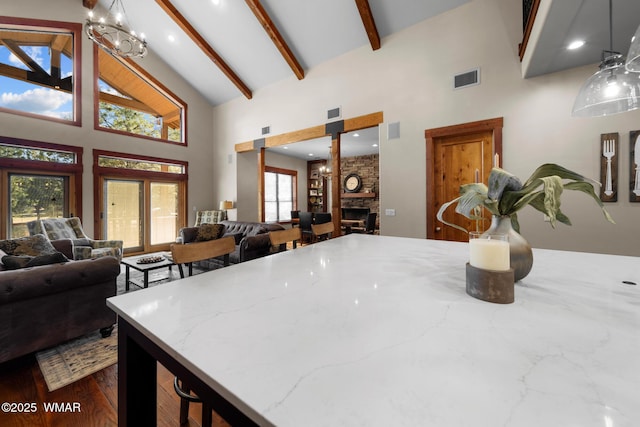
xmin=327 ymin=107 xmax=341 ymax=121
xmin=454 ymin=68 xmax=480 ymax=89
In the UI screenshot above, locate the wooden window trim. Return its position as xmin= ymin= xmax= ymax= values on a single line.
xmin=0 ymin=16 xmax=82 ymax=127
xmin=92 ymin=44 xmax=188 ymax=146
xmin=264 ymin=165 xmax=298 ymax=223
xmin=92 ymin=149 xmax=188 ymax=245
xmin=0 ymin=136 xmax=83 ymax=238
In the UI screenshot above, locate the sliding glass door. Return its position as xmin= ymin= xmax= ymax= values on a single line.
xmin=103 ymin=178 xmax=180 ymax=253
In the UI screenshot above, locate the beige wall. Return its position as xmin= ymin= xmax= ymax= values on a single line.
xmin=212 ymin=0 xmax=640 ymax=256
xmin=1 ymin=0 xmax=215 ymax=235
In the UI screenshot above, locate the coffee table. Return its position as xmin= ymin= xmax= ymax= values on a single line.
xmin=121 ymin=252 xmax=175 ymax=291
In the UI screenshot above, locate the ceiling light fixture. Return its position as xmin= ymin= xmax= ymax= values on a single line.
xmin=85 ymin=0 xmax=147 ymax=58
xmin=626 ymin=26 xmax=640 ymax=71
xmin=572 ymin=0 xmax=640 ymax=117
xmin=568 ymin=40 xmax=585 ymax=50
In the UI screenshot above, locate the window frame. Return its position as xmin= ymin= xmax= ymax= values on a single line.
xmin=0 ymin=136 xmax=83 ymax=239
xmin=0 ymin=16 xmax=82 ymax=126
xmin=92 ymin=44 xmax=188 ymax=145
xmin=93 ymin=149 xmax=188 ymax=254
xmin=264 ymin=166 xmax=298 ymax=223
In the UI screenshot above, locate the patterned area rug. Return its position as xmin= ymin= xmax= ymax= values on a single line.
xmin=36 ymin=327 xmax=118 ymax=392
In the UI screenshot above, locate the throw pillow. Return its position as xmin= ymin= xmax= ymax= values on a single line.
xmin=0 ymin=249 xmax=6 ymax=266
xmin=0 ymin=234 xmax=58 ymax=257
xmin=1 ymin=252 xmax=69 ymax=270
xmin=196 ymin=224 xmax=224 ymax=242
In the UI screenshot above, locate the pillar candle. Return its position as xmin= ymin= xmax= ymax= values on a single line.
xmin=469 ymin=238 xmax=510 ymax=271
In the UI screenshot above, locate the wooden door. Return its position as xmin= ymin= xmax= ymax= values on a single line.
xmin=426 ymin=118 xmax=503 ymax=241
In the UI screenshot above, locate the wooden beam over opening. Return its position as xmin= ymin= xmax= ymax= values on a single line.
xmin=354 ymin=0 xmax=380 ymax=51
xmin=245 ymin=0 xmax=304 ymax=80
xmin=155 ymin=0 xmax=253 ymax=99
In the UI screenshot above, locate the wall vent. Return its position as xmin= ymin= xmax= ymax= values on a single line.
xmin=454 ymin=68 xmax=480 ymax=89
xmin=261 ymin=126 xmax=270 ymax=135
xmin=327 ymin=107 xmax=341 ymax=121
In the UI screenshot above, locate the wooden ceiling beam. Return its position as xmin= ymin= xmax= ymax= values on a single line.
xmin=245 ymin=0 xmax=304 ymax=80
xmin=354 ymin=0 xmax=380 ymax=51
xmin=155 ymin=0 xmax=252 ymax=99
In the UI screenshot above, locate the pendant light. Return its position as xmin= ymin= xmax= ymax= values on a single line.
xmin=572 ymin=0 xmax=640 ymax=117
xmin=626 ymin=23 xmax=640 ymax=72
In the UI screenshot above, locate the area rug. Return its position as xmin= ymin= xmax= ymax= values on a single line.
xmin=35 ymin=326 xmax=118 ymax=392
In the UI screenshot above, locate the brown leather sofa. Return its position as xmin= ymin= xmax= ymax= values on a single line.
xmin=178 ymin=220 xmax=284 ymax=265
xmin=0 ymin=240 xmax=120 ymax=363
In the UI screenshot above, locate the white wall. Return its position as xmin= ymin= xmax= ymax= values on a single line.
xmin=212 ymin=0 xmax=640 ymax=256
xmin=1 ymin=0 xmax=215 ymax=235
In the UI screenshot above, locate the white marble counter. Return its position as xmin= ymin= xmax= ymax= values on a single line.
xmin=108 ymin=234 xmax=640 ymax=426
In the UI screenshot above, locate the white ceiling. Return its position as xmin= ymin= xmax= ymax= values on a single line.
xmin=95 ymin=0 xmax=471 ymax=106
xmin=523 ymin=0 xmax=640 ymax=78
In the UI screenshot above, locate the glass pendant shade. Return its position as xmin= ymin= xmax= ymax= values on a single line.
xmin=572 ymin=54 xmax=640 ymax=117
xmin=626 ymin=24 xmax=640 ymax=72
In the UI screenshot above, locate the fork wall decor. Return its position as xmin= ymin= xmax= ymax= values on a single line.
xmin=630 ymin=130 xmax=640 ymax=203
xmin=600 ymin=133 xmax=618 ymax=202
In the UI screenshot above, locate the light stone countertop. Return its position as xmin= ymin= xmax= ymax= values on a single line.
xmin=107 ymin=234 xmax=640 ymax=426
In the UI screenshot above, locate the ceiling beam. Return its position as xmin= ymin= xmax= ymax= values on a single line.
xmin=155 ymin=0 xmax=252 ymax=99
xmin=354 ymin=0 xmax=380 ymax=50
xmin=82 ymin=0 xmax=98 ymax=9
xmin=245 ymin=0 xmax=304 ymax=80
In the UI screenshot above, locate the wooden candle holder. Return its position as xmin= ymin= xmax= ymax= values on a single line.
xmin=465 ymin=262 xmax=514 ymax=304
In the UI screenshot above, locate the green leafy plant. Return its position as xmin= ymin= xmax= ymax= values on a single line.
xmin=436 ymin=163 xmax=615 ymax=233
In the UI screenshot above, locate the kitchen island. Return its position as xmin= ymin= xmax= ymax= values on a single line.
xmin=108 ymin=234 xmax=639 ymax=426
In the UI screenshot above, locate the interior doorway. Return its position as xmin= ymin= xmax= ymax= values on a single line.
xmin=425 ymin=118 xmax=503 ymax=241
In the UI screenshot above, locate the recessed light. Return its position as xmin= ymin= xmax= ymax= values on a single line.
xmin=568 ymin=40 xmax=585 ymax=50
xmin=283 ymin=146 xmax=288 ymax=149
xmin=168 ymin=34 xmax=176 ymax=43
xmin=372 ymin=144 xmax=378 ymax=147
xmin=308 ymin=153 xmax=314 ymax=157
xmin=353 ymin=133 xmax=360 ymax=137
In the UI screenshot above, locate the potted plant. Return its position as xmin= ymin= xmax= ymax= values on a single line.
xmin=437 ymin=163 xmax=615 ymax=281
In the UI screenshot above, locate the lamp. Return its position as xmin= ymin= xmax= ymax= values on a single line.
xmin=572 ymin=0 xmax=640 ymax=117
xmin=626 ymin=23 xmax=640 ymax=72
xmin=85 ymin=0 xmax=147 ymax=58
xmin=318 ymin=145 xmax=332 ymax=178
xmin=219 ymin=200 xmax=233 ymax=210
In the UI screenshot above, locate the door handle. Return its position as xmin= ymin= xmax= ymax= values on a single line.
xmin=435 ymin=227 xmax=441 ymax=232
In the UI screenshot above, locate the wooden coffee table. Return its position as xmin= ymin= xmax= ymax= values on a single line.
xmin=121 ymin=252 xmax=175 ymax=291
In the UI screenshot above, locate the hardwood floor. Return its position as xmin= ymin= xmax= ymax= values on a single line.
xmin=0 ymin=353 xmax=231 ymax=427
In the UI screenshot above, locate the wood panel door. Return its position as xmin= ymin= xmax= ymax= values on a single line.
xmin=426 ymin=118 xmax=503 ymax=242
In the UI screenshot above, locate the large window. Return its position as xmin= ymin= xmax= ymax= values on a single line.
xmin=265 ymin=166 xmax=297 ymax=222
xmin=94 ymin=45 xmax=186 ymax=144
xmin=94 ymin=150 xmax=187 ymax=254
xmin=0 ymin=137 xmax=82 ymax=239
xmin=0 ymin=17 xmax=81 ymax=126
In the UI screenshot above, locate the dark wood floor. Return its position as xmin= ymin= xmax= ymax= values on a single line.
xmin=0 ymin=353 xmax=230 ymax=427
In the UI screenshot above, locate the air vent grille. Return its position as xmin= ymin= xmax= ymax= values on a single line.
xmin=327 ymin=107 xmax=341 ymax=120
xmin=454 ymin=68 xmax=480 ymax=89
xmin=261 ymin=126 xmax=270 ymax=135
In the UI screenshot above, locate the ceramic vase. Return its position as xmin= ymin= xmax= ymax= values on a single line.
xmin=484 ymin=215 xmax=533 ymax=282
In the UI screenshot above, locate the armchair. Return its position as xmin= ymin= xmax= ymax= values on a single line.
xmin=27 ymin=217 xmax=123 ymax=261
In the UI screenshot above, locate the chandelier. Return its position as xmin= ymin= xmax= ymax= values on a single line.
xmin=85 ymin=0 xmax=147 ymax=58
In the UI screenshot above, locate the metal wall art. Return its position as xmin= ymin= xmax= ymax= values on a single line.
xmin=600 ymin=133 xmax=618 ymax=202
xmin=630 ymin=130 xmax=640 ymax=202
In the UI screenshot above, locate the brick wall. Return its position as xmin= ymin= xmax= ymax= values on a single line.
xmin=340 ymin=154 xmax=379 ymax=214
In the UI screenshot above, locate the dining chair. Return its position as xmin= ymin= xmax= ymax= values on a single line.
xmin=311 ymin=221 xmax=335 ymax=242
xmin=290 ymin=210 xmax=300 ymax=227
xmin=299 ymin=211 xmax=314 ymax=243
xmin=269 ymin=227 xmax=302 ymax=252
xmin=170 ymin=236 xmax=235 ymax=278
xmin=353 ymin=212 xmax=377 ymax=235
xmin=173 ymin=377 xmax=212 ymax=427
xmin=314 ymin=212 xmax=332 ymax=224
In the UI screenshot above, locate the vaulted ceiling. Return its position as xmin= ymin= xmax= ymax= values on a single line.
xmin=85 ymin=1 xmax=640 ymax=107
xmin=88 ymin=0 xmax=471 ymax=106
